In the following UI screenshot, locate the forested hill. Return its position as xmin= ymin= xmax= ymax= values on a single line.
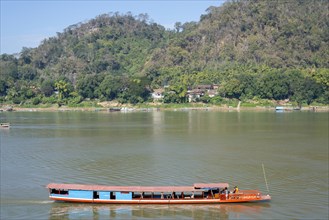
xmin=17 ymin=13 xmax=168 ymax=80
xmin=1 ymin=0 xmax=328 ymax=106
xmin=184 ymin=0 xmax=329 ymax=69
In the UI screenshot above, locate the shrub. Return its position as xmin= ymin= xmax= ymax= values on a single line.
xmin=32 ymin=97 xmax=41 ymax=105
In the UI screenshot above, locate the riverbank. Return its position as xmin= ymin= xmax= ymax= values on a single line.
xmin=1 ymin=104 xmax=328 ymax=112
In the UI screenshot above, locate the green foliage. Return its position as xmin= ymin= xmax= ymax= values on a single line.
xmin=41 ymin=96 xmax=58 ymax=104
xmin=0 ymin=1 xmax=328 ymax=106
xmin=209 ymin=96 xmax=223 ymax=104
xmin=12 ymin=96 xmax=23 ymax=104
xmin=199 ymin=94 xmax=211 ymax=103
xmin=0 ymin=79 xmax=8 ymax=96
xmin=32 ymin=97 xmax=41 ymax=105
xmin=55 ymin=80 xmax=70 ymax=100
xmin=256 ymin=69 xmax=290 ymax=100
xmin=67 ymin=93 xmax=84 ymax=105
xmin=97 ymin=75 xmax=122 ymax=100
xmin=163 ymin=92 xmax=181 ymax=104
xmin=76 ymin=74 xmax=104 ymax=99
xmin=40 ymin=80 xmax=54 ymax=97
xmin=115 ymin=76 xmax=151 ymax=104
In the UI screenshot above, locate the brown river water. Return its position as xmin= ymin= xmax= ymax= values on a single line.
xmin=0 ymin=111 xmax=328 ymax=219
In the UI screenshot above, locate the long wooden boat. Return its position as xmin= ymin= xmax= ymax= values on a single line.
xmin=46 ymin=183 xmax=271 ymax=204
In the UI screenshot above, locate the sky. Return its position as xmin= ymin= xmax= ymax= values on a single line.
xmin=1 ymin=0 xmax=225 ymax=55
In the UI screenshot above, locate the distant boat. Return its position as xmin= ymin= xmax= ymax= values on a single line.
xmin=0 ymin=123 xmax=10 ymax=128
xmin=109 ymin=107 xmax=121 ymax=112
xmin=275 ymin=106 xmax=294 ymax=112
xmin=46 ymin=182 xmax=271 ymax=204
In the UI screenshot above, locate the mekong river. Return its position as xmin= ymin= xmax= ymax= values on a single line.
xmin=1 ymin=111 xmax=328 ymax=219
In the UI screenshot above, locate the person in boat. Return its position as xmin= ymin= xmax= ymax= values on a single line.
xmin=233 ymin=186 xmax=239 ymax=194
xmin=220 ymin=187 xmax=228 ymax=194
xmin=221 ymin=187 xmax=229 ymax=199
xmin=207 ymin=189 xmax=212 ymax=199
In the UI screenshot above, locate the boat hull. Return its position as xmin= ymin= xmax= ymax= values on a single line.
xmin=49 ymin=195 xmax=271 ymax=204
xmin=0 ymin=123 xmax=10 ymax=128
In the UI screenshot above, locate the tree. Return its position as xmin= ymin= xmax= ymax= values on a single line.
xmin=174 ymin=22 xmax=182 ymax=33
xmin=127 ymin=77 xmax=151 ymax=103
xmin=163 ymin=91 xmax=181 ymax=103
xmin=18 ymin=65 xmax=37 ymax=81
xmin=0 ymin=79 xmax=8 ymax=96
xmin=6 ymin=87 xmax=19 ymax=101
xmin=165 ymin=83 xmax=187 ymax=103
xmin=19 ymin=47 xmax=33 ymax=65
xmin=219 ymin=78 xmax=243 ymax=99
xmin=0 ymin=54 xmax=19 ymax=79
xmin=291 ymin=76 xmax=322 ymax=107
xmin=55 ymin=80 xmax=69 ymax=100
xmin=256 ymin=70 xmax=290 ymax=100
xmin=76 ymin=74 xmax=104 ymax=99
xmin=98 ymin=75 xmax=121 ymax=100
xmin=40 ymin=80 xmax=54 ymax=97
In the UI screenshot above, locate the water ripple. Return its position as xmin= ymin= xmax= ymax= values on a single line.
xmin=1 ymin=111 xmax=328 ymax=220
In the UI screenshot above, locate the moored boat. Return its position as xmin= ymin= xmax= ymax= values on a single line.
xmin=46 ymin=183 xmax=271 ymax=204
xmin=0 ymin=123 xmax=10 ymax=128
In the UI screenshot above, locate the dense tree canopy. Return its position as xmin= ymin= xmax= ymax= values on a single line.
xmin=0 ymin=0 xmax=328 ymax=106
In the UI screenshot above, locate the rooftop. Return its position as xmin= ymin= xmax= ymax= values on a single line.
xmin=47 ymin=183 xmax=229 ymax=192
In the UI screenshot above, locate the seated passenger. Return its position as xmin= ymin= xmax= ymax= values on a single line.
xmin=233 ymin=186 xmax=239 ymax=194
xmin=221 ymin=187 xmax=228 ymax=194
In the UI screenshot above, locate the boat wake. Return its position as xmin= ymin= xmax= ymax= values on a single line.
xmin=29 ymin=200 xmax=54 ymax=204
xmin=1 ymin=199 xmax=54 ymax=205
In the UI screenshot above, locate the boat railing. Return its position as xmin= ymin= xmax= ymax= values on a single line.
xmin=219 ymin=190 xmax=262 ymax=200
xmin=131 ymin=191 xmax=206 ymax=200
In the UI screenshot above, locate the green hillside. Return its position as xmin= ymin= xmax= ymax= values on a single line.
xmin=1 ymin=0 xmax=328 ymax=107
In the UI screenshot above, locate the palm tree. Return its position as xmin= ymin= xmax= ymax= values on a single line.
xmin=55 ymin=80 xmax=68 ymax=100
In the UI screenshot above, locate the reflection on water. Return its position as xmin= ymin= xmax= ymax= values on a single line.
xmin=49 ymin=202 xmax=271 ymax=220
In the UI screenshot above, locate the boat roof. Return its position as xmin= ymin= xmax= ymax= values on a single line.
xmin=194 ymin=183 xmax=229 ymax=189
xmin=47 ymin=183 xmax=229 ymax=192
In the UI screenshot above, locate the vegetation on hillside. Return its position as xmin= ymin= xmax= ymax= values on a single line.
xmin=1 ymin=0 xmax=328 ymax=108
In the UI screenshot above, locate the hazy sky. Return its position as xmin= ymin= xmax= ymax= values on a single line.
xmin=1 ymin=0 xmax=225 ymax=54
